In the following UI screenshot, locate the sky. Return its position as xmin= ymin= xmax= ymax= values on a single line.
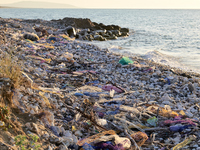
xmin=1 ymin=0 xmax=200 ymax=9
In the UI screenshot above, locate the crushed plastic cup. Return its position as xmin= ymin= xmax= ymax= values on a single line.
xmin=119 ymin=56 xmax=133 ymax=65
xmin=147 ymin=116 xmax=158 ymax=127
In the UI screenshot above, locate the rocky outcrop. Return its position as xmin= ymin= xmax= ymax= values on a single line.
xmin=51 ymin=17 xmax=130 ymax=41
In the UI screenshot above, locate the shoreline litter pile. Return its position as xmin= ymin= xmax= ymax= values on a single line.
xmin=0 ymin=17 xmax=200 ymax=150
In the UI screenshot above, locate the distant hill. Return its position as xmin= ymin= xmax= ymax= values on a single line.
xmin=0 ymin=1 xmax=77 ymax=8
xmin=0 ymin=6 xmax=14 ymax=8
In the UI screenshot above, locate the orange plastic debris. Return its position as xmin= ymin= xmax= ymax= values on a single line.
xmin=131 ymin=131 xmax=148 ymax=147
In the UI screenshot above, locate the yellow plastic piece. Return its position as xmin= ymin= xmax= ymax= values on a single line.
xmin=61 ymin=34 xmax=75 ymax=41
xmin=72 ymin=126 xmax=77 ymax=131
xmin=173 ymin=135 xmax=196 ymax=150
xmin=179 ymin=110 xmax=186 ymax=116
xmin=25 ymin=39 xmax=34 ymax=43
xmin=36 ymin=43 xmax=54 ymax=49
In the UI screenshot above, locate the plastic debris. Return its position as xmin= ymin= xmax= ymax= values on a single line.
xmin=131 ymin=131 xmax=148 ymax=147
xmin=102 ymin=84 xmax=124 ymax=93
xmin=163 ymin=119 xmax=197 ymax=126
xmin=77 ymin=130 xmax=116 ymax=146
xmin=172 ymin=135 xmax=196 ymax=150
xmin=80 ymin=143 xmax=94 ymax=150
xmin=169 ymin=124 xmax=192 ymax=132
xmin=147 ymin=116 xmax=158 ymax=127
xmin=146 ymin=105 xmax=179 ymax=118
xmin=119 ymin=57 xmax=133 ymax=65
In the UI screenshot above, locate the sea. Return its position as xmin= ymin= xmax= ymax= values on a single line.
xmin=1 ymin=9 xmax=200 ymax=73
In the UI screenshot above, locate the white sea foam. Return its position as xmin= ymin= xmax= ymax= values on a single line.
xmin=142 ymin=50 xmax=200 ymax=73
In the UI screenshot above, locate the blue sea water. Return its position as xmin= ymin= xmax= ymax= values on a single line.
xmin=1 ymin=9 xmax=200 ymax=72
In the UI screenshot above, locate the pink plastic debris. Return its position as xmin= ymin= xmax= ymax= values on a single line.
xmin=102 ymin=84 xmax=124 ymax=93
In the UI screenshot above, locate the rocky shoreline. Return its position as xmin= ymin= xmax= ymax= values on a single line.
xmin=0 ymin=17 xmax=200 ymax=150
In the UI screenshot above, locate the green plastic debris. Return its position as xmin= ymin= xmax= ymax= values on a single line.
xmin=119 ymin=57 xmax=133 ymax=65
xmin=147 ymin=116 xmax=158 ymax=127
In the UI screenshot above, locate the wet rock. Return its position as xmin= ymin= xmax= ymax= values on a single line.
xmin=111 ymin=30 xmax=121 ymax=36
xmin=86 ymin=34 xmax=94 ymax=41
xmin=94 ymin=35 xmax=106 ymax=41
xmin=106 ymin=35 xmax=118 ymax=40
xmin=111 ymin=25 xmax=121 ymax=30
xmin=103 ymin=25 xmax=114 ymax=30
xmin=95 ymin=29 xmax=107 ymax=35
xmin=121 ymin=32 xmax=129 ymax=36
xmin=23 ymin=33 xmax=39 ymax=41
xmin=64 ymin=26 xmax=76 ymax=37
xmin=120 ymin=28 xmax=129 ymax=33
xmin=79 ymin=28 xmax=90 ymax=35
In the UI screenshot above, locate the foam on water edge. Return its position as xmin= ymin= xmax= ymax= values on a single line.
xmin=107 ymin=45 xmax=200 ymax=74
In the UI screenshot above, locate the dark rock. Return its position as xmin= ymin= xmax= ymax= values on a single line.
xmin=74 ymin=18 xmax=95 ymax=28
xmin=94 ymin=35 xmax=106 ymax=41
xmin=102 ymin=34 xmax=110 ymax=38
xmin=106 ymin=35 xmax=118 ymax=40
xmin=107 ymin=31 xmax=113 ymax=36
xmin=91 ymin=25 xmax=102 ymax=30
xmin=65 ymin=26 xmax=76 ymax=37
xmin=23 ymin=33 xmax=39 ymax=41
xmin=93 ymin=22 xmax=99 ymax=26
xmin=57 ymin=17 xmax=95 ymax=29
xmin=99 ymin=23 xmax=105 ymax=27
xmin=82 ymin=35 xmax=89 ymax=41
xmin=104 ymin=25 xmax=114 ymax=30
xmin=79 ymin=29 xmax=90 ymax=35
xmin=75 ymin=34 xmax=82 ymax=40
xmin=95 ymin=30 xmax=107 ymax=35
xmin=111 ymin=25 xmax=121 ymax=30
xmin=42 ymin=29 xmax=49 ymax=36
xmin=35 ymin=28 xmax=42 ymax=32
xmin=120 ymin=28 xmax=129 ymax=33
xmin=86 ymin=34 xmax=94 ymax=41
xmin=121 ymin=32 xmax=129 ymax=37
xmin=111 ymin=30 xmax=121 ymax=36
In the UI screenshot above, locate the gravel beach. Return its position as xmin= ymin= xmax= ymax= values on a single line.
xmin=0 ymin=17 xmax=200 ymax=150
